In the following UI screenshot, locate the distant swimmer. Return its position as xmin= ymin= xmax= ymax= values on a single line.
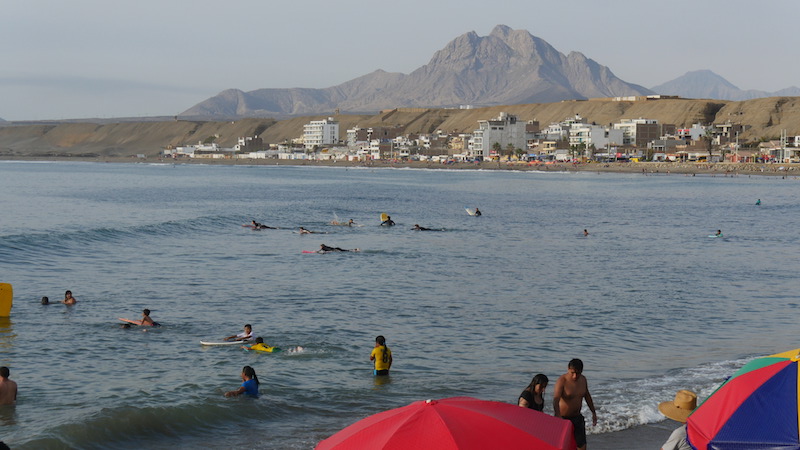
xmin=225 ymin=324 xmax=253 ymax=342
xmin=41 ymin=296 xmax=50 ymax=305
xmin=474 ymin=208 xmax=481 ymax=216
xmin=756 ymin=199 xmax=761 ymax=205
xmin=380 ymin=215 xmax=395 ymax=226
xmin=319 ymin=244 xmax=358 ymax=253
xmin=583 ymin=229 xmax=589 ymax=236
xmin=715 ymin=230 xmax=723 ymax=237
xmin=330 ymin=219 xmax=356 ymax=227
xmin=62 ymin=290 xmax=77 ymax=305
xmin=412 ymin=224 xmax=432 ymax=231
xmin=251 ymin=220 xmax=276 ymax=230
xmin=298 ymin=227 xmax=315 ymax=234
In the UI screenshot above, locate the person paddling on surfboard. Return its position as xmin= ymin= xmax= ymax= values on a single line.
xmin=319 ymin=244 xmax=358 ymax=253
xmin=141 ymin=309 xmax=160 ymax=327
xmin=380 ymin=215 xmax=395 ymax=226
xmin=225 ymin=324 xmax=253 ymax=342
xmin=243 ymin=337 xmax=277 ymax=353
xmin=411 ymin=224 xmax=432 ymax=231
xmin=474 ymin=208 xmax=481 ymax=216
xmin=715 ymin=230 xmax=723 ymax=237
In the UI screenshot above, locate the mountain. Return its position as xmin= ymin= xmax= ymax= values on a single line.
xmin=180 ymin=25 xmax=652 ymax=119
xmin=652 ymin=70 xmax=800 ymax=101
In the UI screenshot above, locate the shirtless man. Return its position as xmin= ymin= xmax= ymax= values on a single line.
xmin=553 ymin=359 xmax=597 ymax=450
xmin=0 ymin=367 xmax=17 ymax=405
xmin=62 ymin=290 xmax=77 ymax=305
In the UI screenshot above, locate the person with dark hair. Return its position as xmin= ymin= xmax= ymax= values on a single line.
xmin=140 ymin=309 xmax=160 ymax=326
xmin=224 ymin=365 xmax=260 ymax=398
xmin=319 ymin=244 xmax=359 ymax=253
xmin=62 ymin=290 xmax=77 ymax=305
xmin=41 ymin=296 xmax=50 ymax=305
xmin=518 ymin=373 xmax=548 ymax=411
xmin=380 ymin=216 xmax=395 ymax=226
xmin=370 ymin=335 xmax=393 ymax=376
xmin=0 ymin=366 xmax=17 ymax=405
xmin=224 ymin=324 xmax=253 ymax=342
xmin=553 ymin=359 xmax=597 ymax=450
xmin=411 ymin=224 xmax=432 ymax=231
xmin=474 ymin=208 xmax=481 ymax=216
xmin=251 ymin=220 xmax=276 ymax=230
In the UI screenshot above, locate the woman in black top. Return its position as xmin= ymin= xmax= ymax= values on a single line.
xmin=518 ymin=373 xmax=548 ymax=411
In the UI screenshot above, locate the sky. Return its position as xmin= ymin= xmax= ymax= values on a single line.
xmin=1 ymin=0 xmax=797 ymax=121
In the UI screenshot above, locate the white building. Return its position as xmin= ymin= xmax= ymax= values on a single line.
xmin=303 ymin=117 xmax=339 ymax=150
xmin=613 ymin=118 xmax=657 ymax=145
xmin=568 ymin=124 xmax=624 ymax=151
xmin=471 ymin=112 xmax=528 ymax=159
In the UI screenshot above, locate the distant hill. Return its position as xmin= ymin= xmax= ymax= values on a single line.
xmin=5 ymin=97 xmax=800 ymax=158
xmin=180 ymin=25 xmax=652 ymax=119
xmin=652 ymin=70 xmax=800 ymax=101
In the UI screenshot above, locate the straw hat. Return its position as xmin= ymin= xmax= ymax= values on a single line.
xmin=659 ymin=390 xmax=697 ymax=423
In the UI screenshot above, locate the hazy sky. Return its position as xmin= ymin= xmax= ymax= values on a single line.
xmin=2 ymin=0 xmax=797 ymax=120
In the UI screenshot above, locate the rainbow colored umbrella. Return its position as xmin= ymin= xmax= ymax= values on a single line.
xmin=317 ymin=396 xmax=576 ymax=450
xmin=687 ymin=348 xmax=800 ymax=450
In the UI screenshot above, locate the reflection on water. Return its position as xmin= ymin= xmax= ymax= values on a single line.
xmin=373 ymin=375 xmax=392 ymax=387
xmin=0 ymin=405 xmax=17 ymax=426
xmin=0 ymin=318 xmax=15 ymax=350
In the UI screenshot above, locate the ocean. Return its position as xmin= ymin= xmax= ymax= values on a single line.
xmin=0 ymin=161 xmax=798 ymax=448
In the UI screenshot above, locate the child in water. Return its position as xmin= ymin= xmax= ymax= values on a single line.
xmin=224 ymin=366 xmax=260 ymax=398
xmin=244 ymin=337 xmax=276 ymax=353
xmin=370 ymin=335 xmax=392 ymax=376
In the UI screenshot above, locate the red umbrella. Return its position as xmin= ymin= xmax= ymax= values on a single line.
xmin=317 ymin=396 xmax=577 ymax=450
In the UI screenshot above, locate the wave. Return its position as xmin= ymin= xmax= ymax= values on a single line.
xmin=0 ymin=215 xmax=240 ymax=260
xmin=590 ymin=357 xmax=748 ymax=434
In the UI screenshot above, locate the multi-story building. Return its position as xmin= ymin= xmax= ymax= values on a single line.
xmin=303 ymin=117 xmax=339 ymax=150
xmin=471 ymin=112 xmax=528 ymax=159
xmin=568 ymin=124 xmax=624 ymax=151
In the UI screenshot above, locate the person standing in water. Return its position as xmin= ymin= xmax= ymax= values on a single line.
xmin=0 ymin=367 xmax=17 ymax=405
xmin=224 ymin=365 xmax=260 ymax=398
xmin=518 ymin=373 xmax=548 ymax=411
xmin=553 ymin=359 xmax=597 ymax=450
xmin=62 ymin=290 xmax=77 ymax=305
xmin=370 ymin=335 xmax=392 ymax=376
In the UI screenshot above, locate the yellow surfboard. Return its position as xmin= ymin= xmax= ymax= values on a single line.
xmin=380 ymin=212 xmax=389 ymax=223
xmin=0 ymin=283 xmax=12 ymax=317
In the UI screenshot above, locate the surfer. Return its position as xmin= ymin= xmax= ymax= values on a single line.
xmin=244 ymin=337 xmax=274 ymax=352
xmin=370 ymin=335 xmax=392 ymax=376
xmin=62 ymin=290 xmax=77 ymax=305
xmin=756 ymin=199 xmax=761 ymax=205
xmin=225 ymin=324 xmax=253 ymax=342
xmin=141 ymin=309 xmax=160 ymax=326
xmin=319 ymin=244 xmax=357 ymax=253
xmin=380 ymin=215 xmax=395 ymax=226
xmin=0 ymin=367 xmax=17 ymax=405
xmin=251 ymin=220 xmax=276 ymax=229
xmin=715 ymin=230 xmax=723 ymax=237
xmin=583 ymin=229 xmax=589 ymax=236
xmin=298 ymin=227 xmax=316 ymax=234
xmin=411 ymin=224 xmax=432 ymax=231
xmin=474 ymin=208 xmax=481 ymax=216
xmin=224 ymin=365 xmax=260 ymax=398
xmin=330 ymin=218 xmax=356 ymax=227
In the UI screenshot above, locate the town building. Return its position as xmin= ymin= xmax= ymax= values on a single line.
xmin=303 ymin=117 xmax=339 ymax=150
xmin=471 ymin=112 xmax=528 ymax=159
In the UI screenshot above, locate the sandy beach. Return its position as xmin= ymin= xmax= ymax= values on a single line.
xmin=2 ymin=155 xmax=800 ymax=178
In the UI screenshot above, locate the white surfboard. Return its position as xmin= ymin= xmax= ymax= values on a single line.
xmin=200 ymin=339 xmax=254 ymax=346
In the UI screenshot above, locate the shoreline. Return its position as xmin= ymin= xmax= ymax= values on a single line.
xmin=2 ymin=155 xmax=800 ymax=177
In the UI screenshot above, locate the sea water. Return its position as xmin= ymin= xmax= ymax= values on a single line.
xmin=0 ymin=161 xmax=798 ymax=448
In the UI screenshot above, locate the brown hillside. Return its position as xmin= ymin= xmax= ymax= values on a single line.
xmin=1 ymin=97 xmax=798 ymax=157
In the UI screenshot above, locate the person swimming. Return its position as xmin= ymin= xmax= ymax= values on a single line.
xmin=319 ymin=244 xmax=358 ymax=253
xmin=412 ymin=224 xmax=432 ymax=231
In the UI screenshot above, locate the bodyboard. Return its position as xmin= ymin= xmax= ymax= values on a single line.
xmin=0 ymin=283 xmax=11 ymax=317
